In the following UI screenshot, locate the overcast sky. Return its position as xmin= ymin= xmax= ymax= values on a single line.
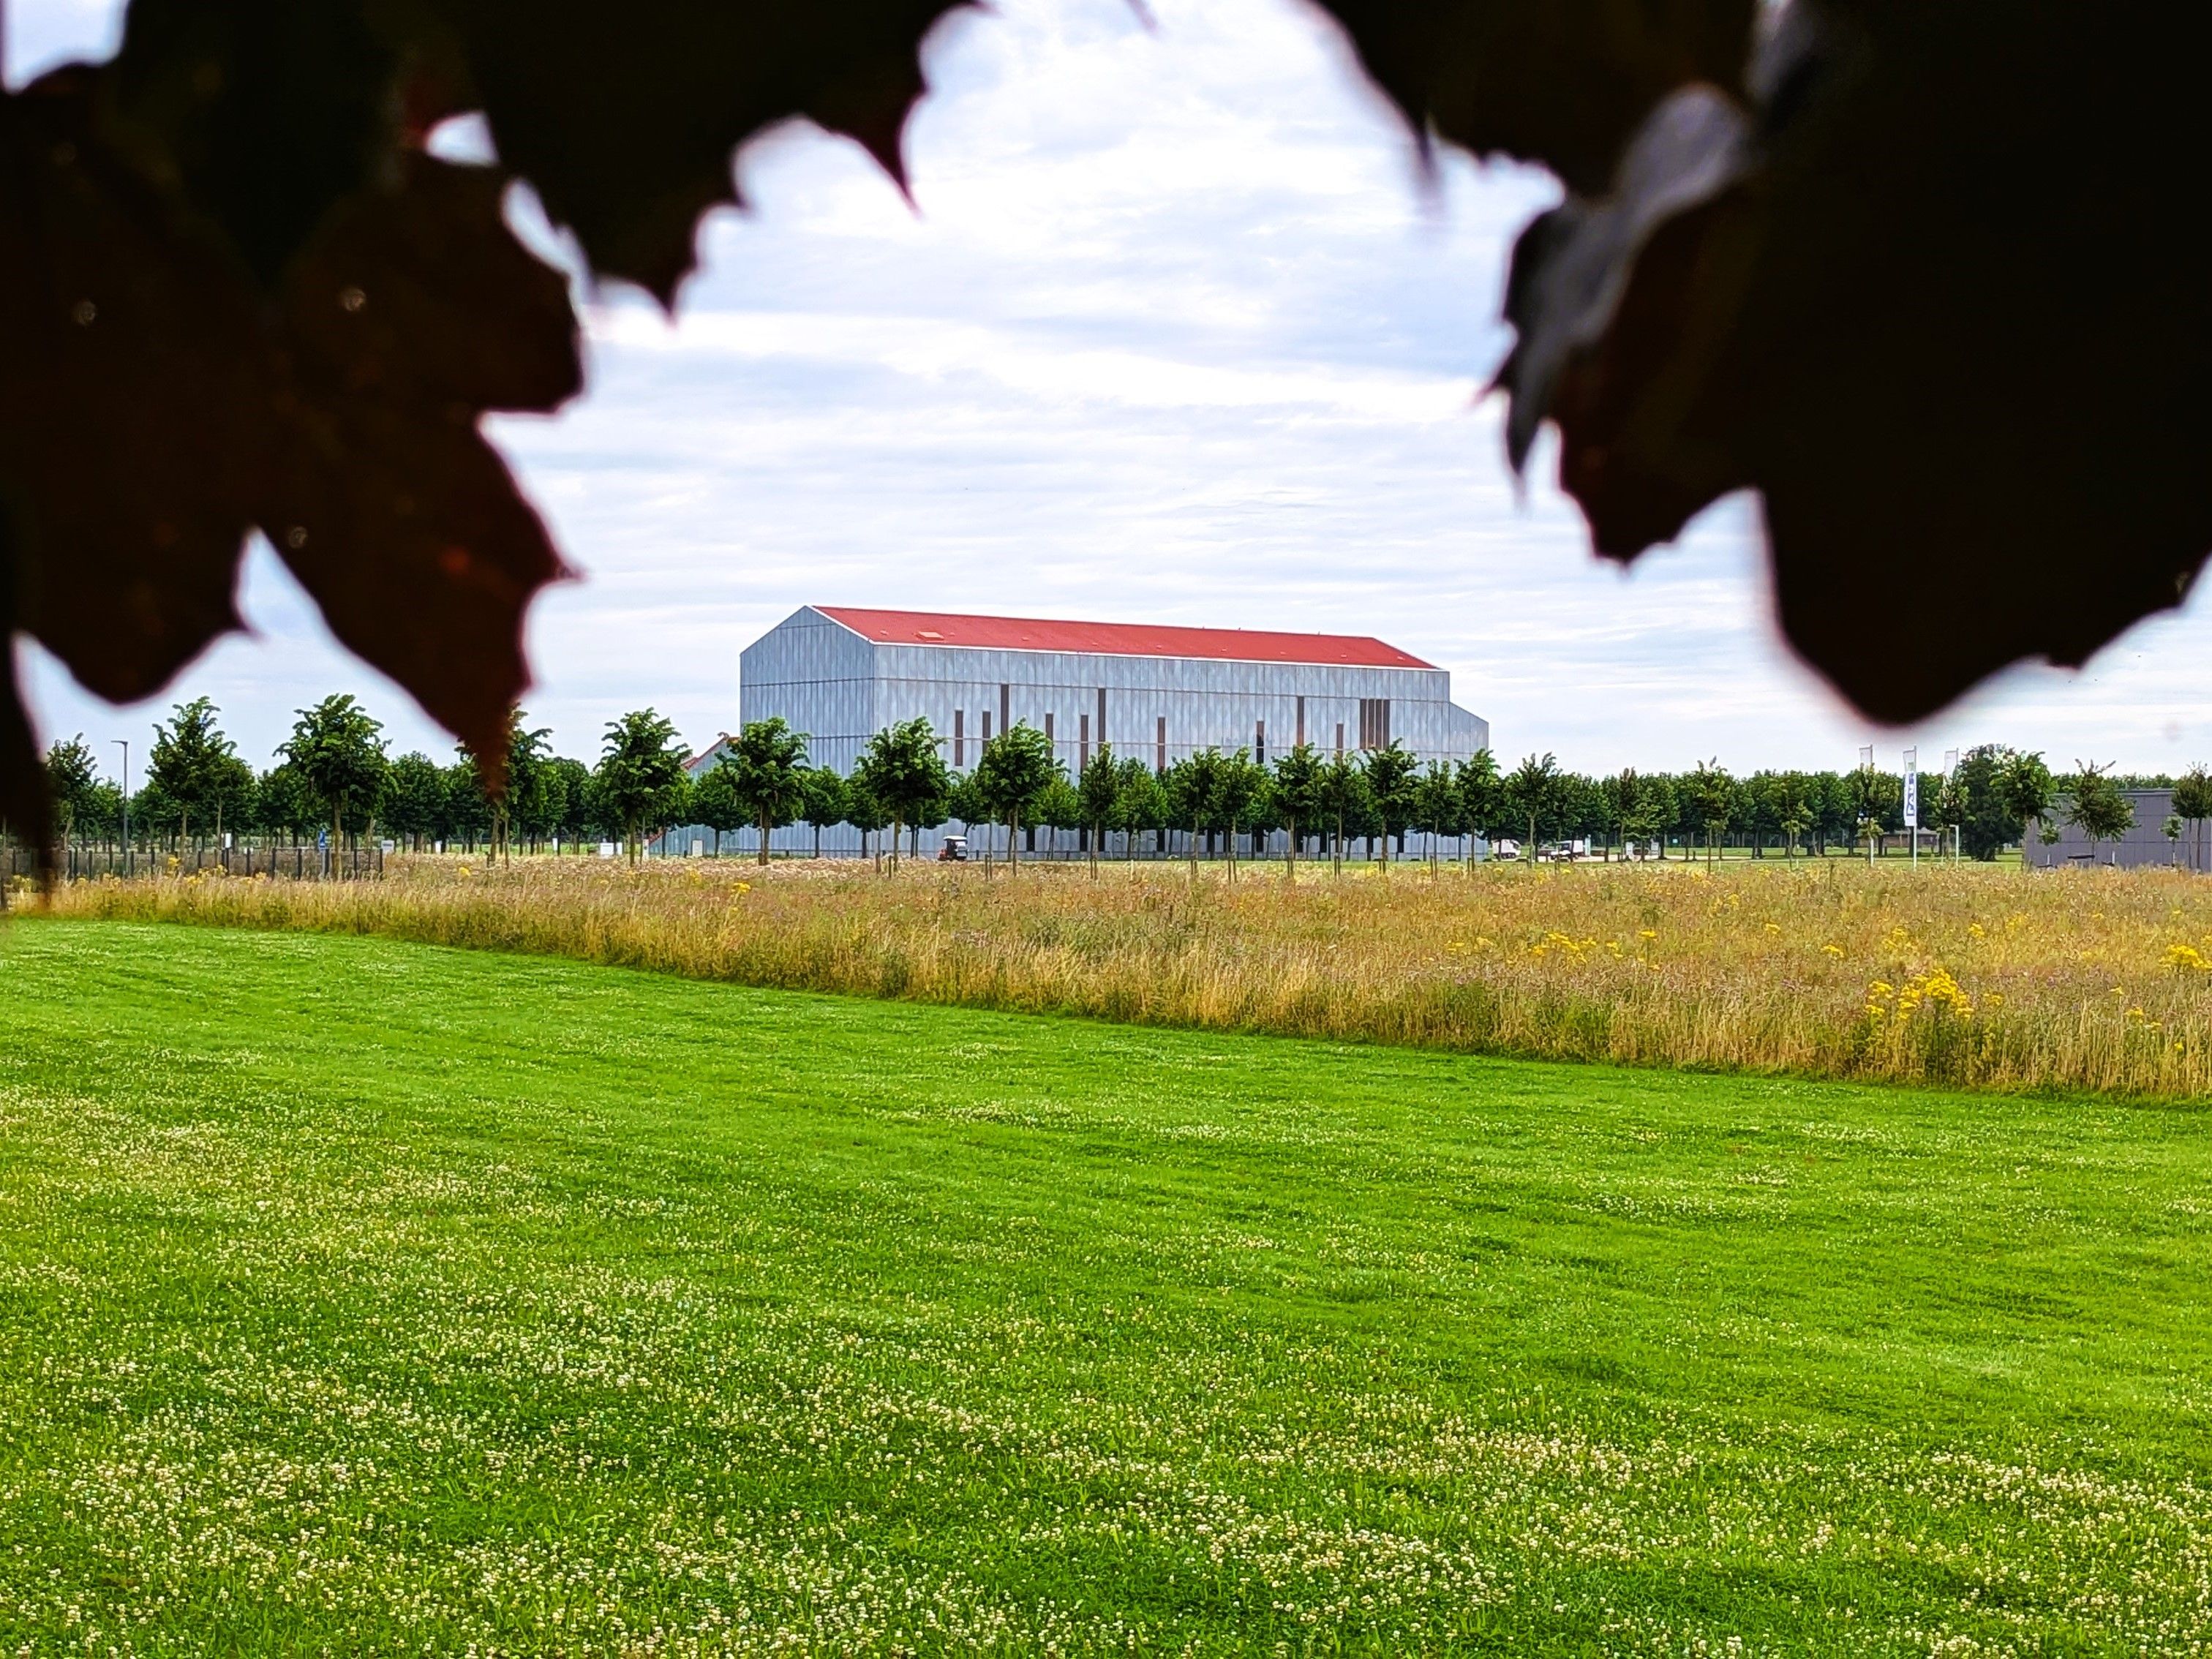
xmin=12 ymin=0 xmax=2208 ymax=782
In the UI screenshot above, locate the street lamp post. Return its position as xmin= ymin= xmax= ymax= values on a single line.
xmin=113 ymin=739 xmax=130 ymax=878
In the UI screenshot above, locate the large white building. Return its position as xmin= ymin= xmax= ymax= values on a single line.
xmin=685 ymin=605 xmax=1489 ymax=856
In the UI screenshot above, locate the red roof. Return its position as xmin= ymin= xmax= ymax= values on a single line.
xmin=814 ymin=607 xmax=1433 ymax=670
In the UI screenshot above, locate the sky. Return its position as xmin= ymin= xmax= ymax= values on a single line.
xmin=10 ymin=0 xmax=2209 ymax=785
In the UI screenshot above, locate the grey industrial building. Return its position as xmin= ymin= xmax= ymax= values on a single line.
xmin=2025 ymin=789 xmax=2211 ymax=872
xmin=675 ymin=605 xmax=1489 ymax=858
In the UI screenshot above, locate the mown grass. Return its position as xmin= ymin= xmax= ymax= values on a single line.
xmin=38 ymin=851 xmax=2212 ymax=1097
xmin=7 ymin=919 xmax=2212 ymax=1653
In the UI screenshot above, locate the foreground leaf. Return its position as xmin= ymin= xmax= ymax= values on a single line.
xmin=1314 ymin=0 xmax=1756 ymax=195
xmin=0 ymin=71 xmax=269 ymax=706
xmin=263 ymin=154 xmax=580 ymax=770
xmin=1494 ymin=0 xmax=2212 ymax=721
xmin=421 ymin=0 xmax=973 ymax=303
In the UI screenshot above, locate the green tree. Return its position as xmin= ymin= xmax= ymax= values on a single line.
xmin=42 ymin=737 xmax=99 ymax=849
xmin=800 ymin=767 xmax=847 ymax=859
xmin=1035 ymin=776 xmax=1083 ymax=857
xmin=1998 ymin=752 xmax=2055 ymax=849
xmin=854 ymin=718 xmax=951 ymax=870
xmin=2173 ymin=766 xmax=2212 ymax=873
xmin=541 ymin=756 xmax=590 ymax=851
xmin=1360 ymin=742 xmax=1421 ymax=865
xmin=1955 ymin=745 xmax=2031 ymax=860
xmin=971 ymin=722 xmax=1056 ymax=871
xmin=843 ymin=777 xmax=890 ymax=861
xmin=1505 ymin=752 xmax=1561 ymax=864
xmin=1215 ymin=751 xmax=1266 ymax=878
xmin=1682 ymin=759 xmax=1736 ymax=865
xmin=1457 ymin=750 xmax=1502 ymax=864
xmin=691 ymin=750 xmax=744 ymax=855
xmin=594 ymin=709 xmax=689 ymax=863
xmin=1609 ymin=767 xmax=1661 ymax=860
xmin=1413 ymin=762 xmax=1462 ymax=869
xmin=147 ymin=696 xmax=237 ymax=847
xmin=1314 ymin=753 xmax=1370 ymax=876
xmin=1077 ymin=743 xmax=1121 ymax=874
xmin=1269 ymin=742 xmax=1323 ymax=876
xmin=256 ymin=763 xmax=317 ymax=847
xmin=1929 ymin=770 xmax=1968 ymax=860
xmin=381 ymin=753 xmax=447 ymax=851
xmin=2175 ymin=766 xmax=2212 ymax=826
xmin=443 ymin=755 xmax=492 ymax=851
xmin=1114 ymin=756 xmax=1163 ymax=859
xmin=718 ymin=718 xmax=810 ymax=866
xmin=279 ymin=695 xmax=388 ymax=854
xmin=2063 ymin=761 xmax=2134 ymax=863
xmin=946 ymin=770 xmax=988 ymax=835
xmin=1164 ymin=750 xmax=1228 ymax=875
xmin=484 ymin=709 xmax=554 ymax=862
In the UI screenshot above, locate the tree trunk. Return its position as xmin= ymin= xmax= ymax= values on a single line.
xmin=757 ymin=811 xmax=772 ymax=867
xmin=1007 ymin=811 xmax=1020 ymax=870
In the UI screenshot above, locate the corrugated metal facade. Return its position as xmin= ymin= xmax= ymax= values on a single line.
xmin=672 ymin=606 xmax=1491 ymax=857
xmin=2025 ymin=790 xmax=2211 ymax=871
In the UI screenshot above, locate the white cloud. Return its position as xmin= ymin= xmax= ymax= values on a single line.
xmin=15 ymin=0 xmax=2212 ymax=781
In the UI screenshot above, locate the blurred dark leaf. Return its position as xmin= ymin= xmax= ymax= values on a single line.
xmin=0 ymin=70 xmax=270 ymax=703
xmin=1494 ymin=0 xmax=2212 ymax=723
xmin=0 ymin=73 xmax=579 ymax=830
xmin=1314 ymin=0 xmax=1757 ymax=195
xmin=0 ymin=516 xmax=56 ymax=881
xmin=267 ymin=153 xmax=579 ymax=776
xmin=108 ymin=0 xmax=399 ymax=285
xmin=421 ymin=0 xmax=974 ymax=303
xmin=266 ymin=156 xmax=579 ymax=771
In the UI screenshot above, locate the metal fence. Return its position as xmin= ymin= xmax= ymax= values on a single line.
xmin=4 ymin=843 xmax=385 ymax=882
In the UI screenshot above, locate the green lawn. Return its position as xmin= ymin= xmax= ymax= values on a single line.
xmin=4 ymin=924 xmax=2211 ymax=1655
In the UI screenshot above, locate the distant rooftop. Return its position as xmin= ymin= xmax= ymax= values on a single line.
xmin=813 ymin=606 xmax=1434 ymax=670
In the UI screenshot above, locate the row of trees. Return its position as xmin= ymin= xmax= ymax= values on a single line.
xmin=37 ymin=697 xmax=2212 ymax=870
xmin=685 ymin=726 xmax=2207 ymax=871
xmin=39 ymin=697 xmax=701 ymax=860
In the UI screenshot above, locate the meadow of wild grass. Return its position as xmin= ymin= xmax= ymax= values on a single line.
xmin=10 ymin=921 xmax=2212 ymax=1654
xmin=34 ymin=851 xmax=2212 ymax=1098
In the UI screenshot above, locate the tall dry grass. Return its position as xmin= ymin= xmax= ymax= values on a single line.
xmin=25 ymin=852 xmax=2212 ymax=1098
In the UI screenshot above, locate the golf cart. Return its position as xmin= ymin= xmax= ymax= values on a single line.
xmin=937 ymin=834 xmax=969 ymax=862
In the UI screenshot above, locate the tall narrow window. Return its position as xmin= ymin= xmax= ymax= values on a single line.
xmin=1079 ymin=712 xmax=1090 ymax=770
xmin=1096 ymin=688 xmax=1107 ymax=751
xmin=982 ymin=711 xmax=993 ymax=745
xmin=1000 ymin=683 xmax=1011 ymax=734
xmin=1156 ymin=715 xmax=1167 ymax=773
xmin=1334 ymin=721 xmax=1344 ymax=756
xmin=953 ymin=709 xmax=965 ymax=767
xmin=1254 ymin=719 xmax=1265 ymax=765
xmin=1295 ymin=696 xmax=1306 ymax=747
xmin=1357 ymin=698 xmax=1393 ymax=750
xmin=1044 ymin=712 xmax=1055 ymax=746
